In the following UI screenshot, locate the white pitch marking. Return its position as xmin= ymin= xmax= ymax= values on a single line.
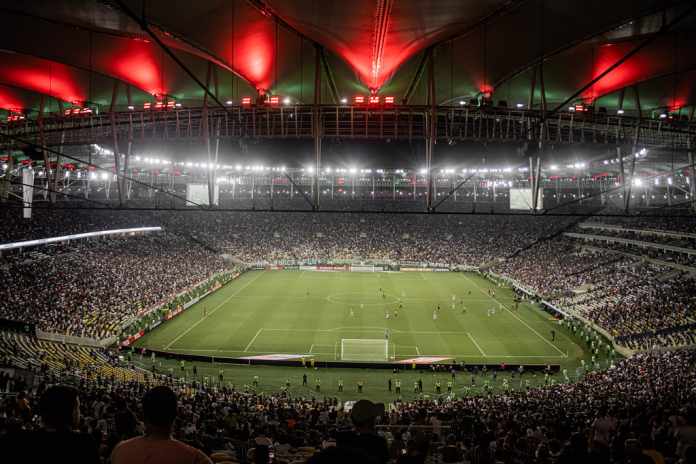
xmin=164 ymin=271 xmax=266 ymax=350
xmin=461 ymin=273 xmax=568 ymax=358
xmin=467 ymin=332 xmax=487 ymax=357
xmin=244 ymin=328 xmax=264 ymax=352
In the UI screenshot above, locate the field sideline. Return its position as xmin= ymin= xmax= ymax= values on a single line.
xmin=135 ymin=270 xmax=584 ymax=366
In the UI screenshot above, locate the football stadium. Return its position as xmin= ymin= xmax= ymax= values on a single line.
xmin=1 ymin=1 xmax=696 ymax=463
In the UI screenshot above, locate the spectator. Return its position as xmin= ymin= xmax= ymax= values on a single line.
xmin=337 ymin=399 xmax=389 ymax=464
xmin=1 ymin=385 xmax=99 ymax=464
xmin=110 ymin=386 xmax=212 ymax=464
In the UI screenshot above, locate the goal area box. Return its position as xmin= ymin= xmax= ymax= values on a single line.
xmin=341 ymin=339 xmax=389 ymax=362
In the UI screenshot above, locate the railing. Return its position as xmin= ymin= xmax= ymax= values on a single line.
xmin=565 ymin=232 xmax=696 ymax=256
xmin=3 ymin=105 xmax=694 ymax=148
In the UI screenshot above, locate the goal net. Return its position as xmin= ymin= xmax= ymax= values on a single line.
xmin=341 ymin=339 xmax=389 ymax=361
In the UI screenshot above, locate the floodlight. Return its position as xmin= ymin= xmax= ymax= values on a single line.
xmin=617 ymin=109 xmax=624 ymax=115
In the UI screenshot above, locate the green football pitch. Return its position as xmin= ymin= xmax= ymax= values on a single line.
xmin=133 ymin=270 xmax=596 ymax=401
xmin=136 ymin=270 xmax=583 ymax=364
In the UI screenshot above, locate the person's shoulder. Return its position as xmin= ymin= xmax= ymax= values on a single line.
xmin=169 ymin=438 xmax=213 ymax=462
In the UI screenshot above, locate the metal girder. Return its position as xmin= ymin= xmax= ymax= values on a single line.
xmin=426 ymin=50 xmax=436 ymax=212
xmin=623 ymin=121 xmax=641 ymax=212
xmin=527 ymin=65 xmax=537 ymax=110
xmin=318 ymin=46 xmax=339 ymax=104
xmin=550 ymin=3 xmax=696 ymax=116
xmin=313 ymin=45 xmax=322 ymax=210
xmin=50 ymin=130 xmax=65 ymax=203
xmin=109 ymin=111 xmax=124 ymax=206
xmin=402 ymin=48 xmax=431 ymax=105
xmin=203 ymin=62 xmax=215 ymax=208
xmin=114 ymin=0 xmax=232 ymax=113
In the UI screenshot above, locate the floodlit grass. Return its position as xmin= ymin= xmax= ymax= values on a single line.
xmin=134 ymin=270 xmax=595 ymax=401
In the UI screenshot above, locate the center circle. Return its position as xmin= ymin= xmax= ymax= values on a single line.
xmin=326 ymin=292 xmax=400 ymax=306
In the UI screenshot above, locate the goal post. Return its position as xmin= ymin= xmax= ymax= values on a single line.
xmin=340 ymin=339 xmax=389 ymax=361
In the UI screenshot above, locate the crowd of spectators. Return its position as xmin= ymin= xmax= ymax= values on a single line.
xmin=0 ymin=233 xmax=224 ymax=339
xmin=0 ymin=334 xmax=695 ymax=464
xmin=493 ymin=236 xmax=696 ymax=350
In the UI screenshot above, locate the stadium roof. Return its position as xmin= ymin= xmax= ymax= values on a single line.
xmin=1 ymin=0 xmax=696 ymax=117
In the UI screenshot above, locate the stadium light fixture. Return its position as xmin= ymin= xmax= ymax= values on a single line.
xmin=226 ymin=100 xmax=233 ymax=105
xmin=516 ymin=103 xmax=524 ymax=108
xmin=617 ymin=109 xmax=624 ymax=115
xmin=100 ymin=172 xmax=108 ymax=180
xmin=549 ymin=165 xmax=558 ymax=171
xmin=127 ymin=105 xmax=134 ymax=110
xmin=283 ymin=97 xmax=291 ymax=105
xmin=459 ymin=100 xmax=466 ymax=106
xmin=349 ymin=167 xmax=358 ymax=174
xmin=175 ymin=103 xmax=182 ymax=108
xmin=340 ymin=97 xmax=348 ymax=104
xmin=568 ymin=106 xmax=576 ymax=112
xmin=419 ymin=168 xmax=427 ymax=174
xmin=659 ymin=113 xmax=667 ymax=119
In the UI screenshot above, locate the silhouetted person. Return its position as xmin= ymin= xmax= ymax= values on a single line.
xmin=111 ymin=385 xmax=212 ymax=464
xmin=336 ymin=399 xmax=389 ymax=464
xmin=1 ymin=385 xmax=99 ymax=464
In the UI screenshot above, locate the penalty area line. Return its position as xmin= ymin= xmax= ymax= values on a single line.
xmin=467 ymin=332 xmax=487 ymax=357
xmin=244 ymin=328 xmax=264 ymax=352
